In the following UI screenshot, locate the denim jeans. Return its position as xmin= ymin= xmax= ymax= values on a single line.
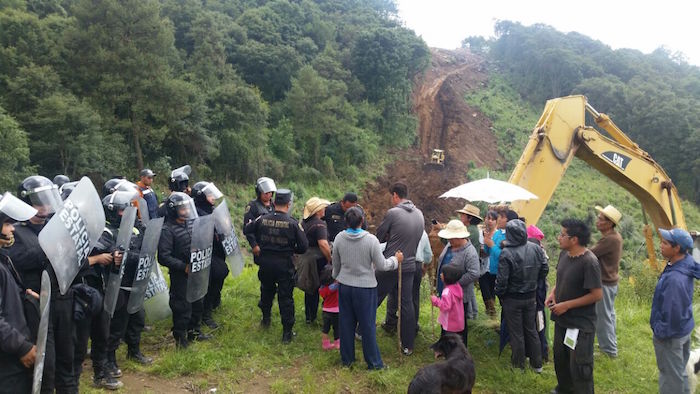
xmin=653 ymin=334 xmax=691 ymax=394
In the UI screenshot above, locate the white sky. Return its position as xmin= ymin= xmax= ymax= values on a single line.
xmin=396 ymin=0 xmax=700 ymax=66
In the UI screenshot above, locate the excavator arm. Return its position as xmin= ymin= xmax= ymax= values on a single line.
xmin=508 ymin=95 xmax=686 ymax=267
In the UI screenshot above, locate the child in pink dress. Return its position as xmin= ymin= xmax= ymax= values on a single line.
xmin=431 ymin=263 xmax=465 ymax=338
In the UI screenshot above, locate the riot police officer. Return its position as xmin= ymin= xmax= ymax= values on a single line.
xmin=243 ymin=177 xmax=276 ymax=259
xmin=244 ymin=189 xmax=308 ymax=343
xmin=158 ymin=192 xmax=212 ymax=349
xmin=156 ymin=166 xmax=192 ymax=218
xmin=52 ymin=175 xmax=70 ymax=189
xmin=192 ymin=181 xmax=228 ymax=329
xmin=9 ymin=176 xmax=70 ymax=393
xmin=0 ymin=192 xmax=38 ymax=393
xmin=102 ymin=190 xmax=152 ymax=379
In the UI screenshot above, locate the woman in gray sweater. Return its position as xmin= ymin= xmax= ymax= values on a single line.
xmin=332 ymin=207 xmax=403 ymax=369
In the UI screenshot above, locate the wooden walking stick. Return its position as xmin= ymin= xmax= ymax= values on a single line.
xmin=397 ymin=253 xmax=403 ymax=354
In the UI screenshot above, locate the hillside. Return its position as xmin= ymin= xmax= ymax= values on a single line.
xmin=361 ymin=48 xmax=501 ymax=227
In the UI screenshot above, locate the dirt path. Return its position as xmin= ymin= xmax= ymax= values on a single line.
xmin=361 ymin=48 xmax=503 ymax=227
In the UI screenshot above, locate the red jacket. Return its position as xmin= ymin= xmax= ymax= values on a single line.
xmin=319 ymin=283 xmax=339 ymax=313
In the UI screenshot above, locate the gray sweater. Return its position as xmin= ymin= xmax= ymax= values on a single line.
xmin=437 ymin=242 xmax=480 ymax=304
xmin=332 ymin=230 xmax=398 ymax=288
xmin=376 ymin=200 xmax=424 ymax=272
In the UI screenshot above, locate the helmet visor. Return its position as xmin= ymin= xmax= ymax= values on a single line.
xmin=59 ymin=181 xmax=79 ymax=200
xmin=172 ymin=198 xmax=198 ymax=221
xmin=0 ymin=192 xmax=37 ymax=223
xmin=23 ymin=184 xmax=63 ymax=214
xmin=257 ymin=178 xmax=277 ymax=194
xmin=107 ymin=190 xmax=140 ymax=210
xmin=202 ymin=183 xmax=224 ymax=200
xmin=171 ymin=165 xmax=191 ymax=178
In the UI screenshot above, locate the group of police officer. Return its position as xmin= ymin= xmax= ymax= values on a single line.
xmin=0 ymin=165 xmax=236 ymax=393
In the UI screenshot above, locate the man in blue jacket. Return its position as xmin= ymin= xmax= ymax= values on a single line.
xmin=651 ymin=228 xmax=699 ymax=394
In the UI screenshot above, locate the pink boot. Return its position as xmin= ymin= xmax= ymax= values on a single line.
xmin=322 ymin=337 xmax=333 ymax=350
xmin=333 ymin=339 xmax=340 ymax=349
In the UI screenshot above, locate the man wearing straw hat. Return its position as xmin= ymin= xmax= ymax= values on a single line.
xmin=591 ymin=204 xmax=623 ymax=358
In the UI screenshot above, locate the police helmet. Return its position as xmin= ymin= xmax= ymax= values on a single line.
xmin=255 ymin=177 xmax=277 ymax=197
xmin=18 ymin=176 xmax=63 ymax=216
xmin=102 ymin=190 xmax=139 ymax=226
xmin=103 ymin=178 xmax=139 ymax=197
xmin=59 ymin=181 xmax=79 ymax=201
xmin=0 ymin=192 xmax=37 ymax=225
xmin=53 ymin=174 xmax=70 ymax=188
xmin=192 ymin=181 xmax=224 ymax=207
xmin=168 ymin=166 xmax=191 ymax=192
xmin=165 ymin=192 xmax=198 ymax=221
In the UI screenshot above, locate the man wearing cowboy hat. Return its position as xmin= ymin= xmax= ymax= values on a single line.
xmin=457 ymin=204 xmax=483 ymax=319
xmin=591 ymin=204 xmax=623 ymax=358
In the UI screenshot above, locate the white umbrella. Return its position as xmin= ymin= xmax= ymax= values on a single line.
xmin=439 ymin=177 xmax=538 ymax=203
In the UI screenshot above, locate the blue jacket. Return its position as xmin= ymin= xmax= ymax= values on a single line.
xmin=650 ymin=253 xmax=700 ymax=339
xmin=484 ymin=229 xmax=506 ymax=275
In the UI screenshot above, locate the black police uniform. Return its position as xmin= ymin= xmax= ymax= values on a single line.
xmin=9 ymin=222 xmax=77 ymax=394
xmin=0 ymin=250 xmax=33 ymax=394
xmin=106 ymin=222 xmax=147 ymax=366
xmin=243 ymin=199 xmax=274 ymax=250
xmin=323 ymin=202 xmax=367 ymax=242
xmin=195 ymin=204 xmax=229 ymax=325
xmin=244 ymin=199 xmax=308 ymax=335
xmin=74 ymin=226 xmax=121 ymax=383
xmin=158 ymin=217 xmax=202 ymax=345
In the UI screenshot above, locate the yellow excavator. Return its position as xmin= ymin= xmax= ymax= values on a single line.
xmin=508 ymin=95 xmax=694 ymax=270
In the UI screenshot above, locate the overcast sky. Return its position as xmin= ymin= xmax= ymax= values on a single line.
xmin=395 ymin=0 xmax=700 ymax=66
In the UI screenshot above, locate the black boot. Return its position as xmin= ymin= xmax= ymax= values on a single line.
xmin=105 ymin=351 xmax=122 ymax=378
xmin=282 ymin=328 xmax=296 ymax=344
xmin=174 ymin=331 xmax=189 ymax=349
xmin=260 ymin=315 xmax=271 ymax=328
xmin=202 ymin=309 xmax=219 ymax=329
xmin=127 ymin=347 xmax=153 ymax=365
xmin=187 ymin=329 xmax=213 ymax=342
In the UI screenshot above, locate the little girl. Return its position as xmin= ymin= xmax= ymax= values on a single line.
xmin=431 ymin=263 xmax=465 ymax=339
xmin=318 ymin=265 xmax=339 ymax=350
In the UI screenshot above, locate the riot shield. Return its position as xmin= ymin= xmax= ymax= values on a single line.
xmin=143 ymin=263 xmax=171 ymax=322
xmin=127 ymin=217 xmax=164 ymax=314
xmin=38 ymin=177 xmax=105 ymax=295
xmin=32 ymin=271 xmax=51 ymax=394
xmin=103 ymin=206 xmax=137 ymax=317
xmin=137 ymin=197 xmax=150 ymax=226
xmin=186 ymin=215 xmax=215 ymax=303
xmin=213 ymin=200 xmax=244 ymax=277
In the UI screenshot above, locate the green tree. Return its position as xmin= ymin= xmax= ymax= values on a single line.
xmin=0 ymin=106 xmax=32 ymax=190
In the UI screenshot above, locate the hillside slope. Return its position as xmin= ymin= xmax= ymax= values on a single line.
xmin=361 ymin=48 xmax=502 ymax=227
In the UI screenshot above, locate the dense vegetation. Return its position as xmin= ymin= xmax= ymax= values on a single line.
xmin=0 ymin=0 xmax=429 ymax=190
xmin=464 ymin=21 xmax=700 ymax=204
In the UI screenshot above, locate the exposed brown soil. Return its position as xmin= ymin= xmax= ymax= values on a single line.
xmin=361 ymin=48 xmax=503 ymax=227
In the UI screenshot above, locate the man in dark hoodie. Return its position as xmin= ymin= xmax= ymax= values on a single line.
xmin=495 ymin=219 xmax=548 ymax=372
xmin=375 ymin=182 xmax=424 ymax=355
xmin=651 ymin=228 xmax=699 ymax=394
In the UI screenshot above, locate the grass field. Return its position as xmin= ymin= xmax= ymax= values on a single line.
xmin=79 ymin=254 xmax=691 ymax=393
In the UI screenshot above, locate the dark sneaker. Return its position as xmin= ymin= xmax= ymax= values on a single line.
xmin=282 ymin=330 xmax=296 ymax=344
xmin=94 ymin=374 xmax=123 ymax=390
xmin=105 ymin=361 xmax=122 ymax=378
xmin=260 ymin=317 xmax=271 ymax=328
xmin=175 ymin=336 xmax=189 ymax=349
xmin=381 ymin=322 xmax=396 ymax=335
xmin=203 ymin=318 xmax=219 ymax=330
xmin=127 ymin=351 xmax=153 ymax=365
xmin=401 ymin=347 xmax=413 ymax=356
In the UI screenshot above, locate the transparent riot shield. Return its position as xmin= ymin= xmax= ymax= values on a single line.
xmin=103 ymin=206 xmax=137 ymax=317
xmin=213 ymin=200 xmax=244 ymax=277
xmin=186 ymin=215 xmax=215 ymax=303
xmin=137 ymin=197 xmax=150 ymax=226
xmin=38 ymin=177 xmax=105 ymax=295
xmin=32 ymin=271 xmax=51 ymax=394
xmin=143 ymin=263 xmax=171 ymax=323
xmin=127 ymin=217 xmax=164 ymax=314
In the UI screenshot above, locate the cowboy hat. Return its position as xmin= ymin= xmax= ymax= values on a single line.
xmin=595 ymin=205 xmax=622 ymax=226
xmin=456 ymin=203 xmax=483 ymax=222
xmin=303 ymin=197 xmax=330 ymax=220
xmin=438 ymin=219 xmax=470 ymax=239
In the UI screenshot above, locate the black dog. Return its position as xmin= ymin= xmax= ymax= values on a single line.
xmin=408 ymin=333 xmax=476 ymax=394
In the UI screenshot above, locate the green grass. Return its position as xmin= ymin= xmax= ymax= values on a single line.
xmin=78 ymin=254 xmax=688 ymax=393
